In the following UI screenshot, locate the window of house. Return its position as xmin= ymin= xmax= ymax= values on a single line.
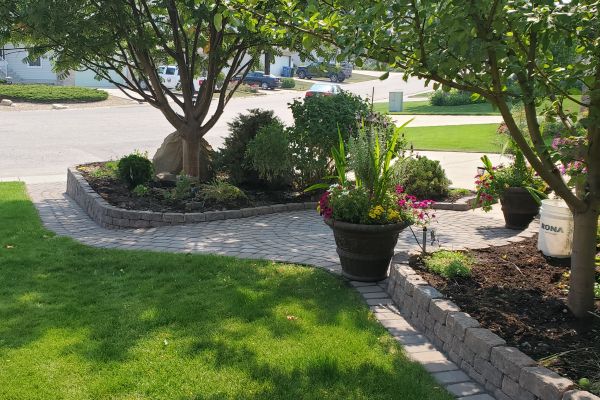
xmin=28 ymin=57 xmax=42 ymax=68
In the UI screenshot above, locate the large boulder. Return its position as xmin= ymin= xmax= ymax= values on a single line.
xmin=152 ymin=131 xmax=214 ymax=180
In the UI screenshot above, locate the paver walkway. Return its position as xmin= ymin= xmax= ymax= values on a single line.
xmin=29 ymin=183 xmax=538 ymax=268
xmin=27 ymin=182 xmax=539 ymax=400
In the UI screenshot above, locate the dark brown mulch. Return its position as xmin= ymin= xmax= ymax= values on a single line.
xmin=411 ymin=236 xmax=600 ymax=393
xmin=78 ymin=162 xmax=316 ymax=213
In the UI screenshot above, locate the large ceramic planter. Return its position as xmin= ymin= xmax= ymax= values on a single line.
xmin=325 ymin=219 xmax=410 ymax=282
xmin=500 ymin=187 xmax=540 ymax=230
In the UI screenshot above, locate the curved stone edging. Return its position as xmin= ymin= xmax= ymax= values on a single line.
xmin=386 ymin=263 xmax=597 ymax=400
xmin=66 ymin=167 xmax=317 ymax=229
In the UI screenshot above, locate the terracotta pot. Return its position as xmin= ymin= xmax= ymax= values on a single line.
xmin=500 ymin=187 xmax=540 ymax=230
xmin=325 ymin=219 xmax=410 ymax=282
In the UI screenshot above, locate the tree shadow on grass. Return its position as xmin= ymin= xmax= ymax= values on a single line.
xmin=0 ymin=192 xmax=452 ymax=399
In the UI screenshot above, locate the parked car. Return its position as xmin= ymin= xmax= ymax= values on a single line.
xmin=305 ymin=83 xmax=342 ymax=97
xmin=296 ymin=62 xmax=346 ymax=82
xmin=156 ymin=65 xmax=202 ymax=91
xmin=340 ymin=61 xmax=353 ymax=78
xmin=235 ymin=71 xmax=281 ymax=89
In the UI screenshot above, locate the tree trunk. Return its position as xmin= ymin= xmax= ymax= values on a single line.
xmin=182 ymin=136 xmax=200 ymax=178
xmin=567 ymin=207 xmax=599 ymax=318
xmin=264 ymin=52 xmax=271 ymax=75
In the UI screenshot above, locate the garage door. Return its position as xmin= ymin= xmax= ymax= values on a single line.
xmin=74 ymin=69 xmax=125 ymax=88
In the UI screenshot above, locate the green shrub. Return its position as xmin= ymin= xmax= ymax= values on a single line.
xmin=390 ymin=156 xmax=451 ymax=200
xmin=245 ymin=121 xmax=292 ymax=186
xmin=0 ymin=84 xmax=108 ymax=103
xmin=288 ymin=91 xmax=370 ymax=187
xmin=173 ymin=175 xmax=193 ymax=200
xmin=430 ymin=89 xmax=486 ymax=106
xmin=281 ymin=78 xmax=296 ymax=89
xmin=216 ymin=109 xmax=281 ymax=186
xmin=118 ymin=152 xmax=154 ymax=188
xmin=198 ymin=181 xmax=248 ymax=208
xmin=132 ymin=184 xmax=150 ymax=197
xmin=88 ymin=161 xmax=118 ymax=179
xmin=424 ymin=251 xmax=472 ymax=279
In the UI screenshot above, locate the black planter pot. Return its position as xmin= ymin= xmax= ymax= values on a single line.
xmin=500 ymin=187 xmax=540 ymax=230
xmin=325 ymin=219 xmax=410 ymax=282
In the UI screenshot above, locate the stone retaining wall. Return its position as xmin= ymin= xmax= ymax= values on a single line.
xmin=386 ymin=263 xmax=598 ymax=400
xmin=67 ymin=167 xmax=317 ymax=229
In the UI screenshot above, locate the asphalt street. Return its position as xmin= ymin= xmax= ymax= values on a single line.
xmin=0 ymin=73 xmax=433 ymax=182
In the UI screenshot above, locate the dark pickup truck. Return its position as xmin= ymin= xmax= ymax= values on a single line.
xmin=236 ymin=71 xmax=281 ymax=89
xmin=296 ymin=62 xmax=346 ymax=82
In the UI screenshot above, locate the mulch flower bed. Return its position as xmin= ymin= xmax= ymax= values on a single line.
xmin=78 ymin=162 xmax=316 ymax=213
xmin=411 ymin=236 xmax=600 ymax=394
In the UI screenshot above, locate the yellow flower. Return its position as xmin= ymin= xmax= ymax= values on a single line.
xmin=388 ymin=209 xmax=400 ymax=221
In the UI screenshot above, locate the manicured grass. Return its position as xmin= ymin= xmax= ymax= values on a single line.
xmin=0 ymin=182 xmax=452 ymax=400
xmin=404 ymin=124 xmax=505 ymax=153
xmin=0 ymin=84 xmax=108 ymax=103
xmin=374 ymin=101 xmax=500 ymax=115
xmin=375 ymin=95 xmax=583 ymax=116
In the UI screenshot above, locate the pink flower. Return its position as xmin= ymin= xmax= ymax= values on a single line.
xmin=395 ymin=185 xmax=405 ymax=194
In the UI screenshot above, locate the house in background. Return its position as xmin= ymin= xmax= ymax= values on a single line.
xmin=0 ymin=44 xmax=124 ymax=87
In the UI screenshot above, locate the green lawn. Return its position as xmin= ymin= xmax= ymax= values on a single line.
xmin=0 ymin=84 xmax=108 ymax=103
xmin=375 ymin=95 xmax=583 ymax=116
xmin=0 ymin=182 xmax=451 ymax=400
xmin=374 ymin=101 xmax=500 ymax=115
xmin=404 ymin=124 xmax=505 ymax=153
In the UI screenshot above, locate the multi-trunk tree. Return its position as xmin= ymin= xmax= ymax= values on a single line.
xmin=2 ymin=0 xmax=301 ymax=179
xmin=288 ymin=0 xmax=599 ymax=318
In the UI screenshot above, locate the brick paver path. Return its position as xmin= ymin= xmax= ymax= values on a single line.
xmin=28 ymin=183 xmax=538 ymax=270
xmin=27 ymin=182 xmax=540 ymax=400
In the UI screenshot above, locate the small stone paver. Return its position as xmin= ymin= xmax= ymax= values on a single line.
xmin=25 ymin=182 xmax=541 ymax=400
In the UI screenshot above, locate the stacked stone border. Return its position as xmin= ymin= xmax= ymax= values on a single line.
xmin=67 ymin=167 xmax=317 ymax=229
xmin=432 ymin=195 xmax=478 ymax=211
xmin=385 ymin=263 xmax=598 ymax=400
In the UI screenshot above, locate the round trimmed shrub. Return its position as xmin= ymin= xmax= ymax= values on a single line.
xmin=118 ymin=153 xmax=154 ymax=188
xmin=281 ymin=78 xmax=295 ymax=89
xmin=391 ymin=156 xmax=451 ymax=200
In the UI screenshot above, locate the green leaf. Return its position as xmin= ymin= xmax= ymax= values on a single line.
xmin=379 ymin=71 xmax=389 ymax=80
xmin=213 ymin=13 xmax=222 ymax=32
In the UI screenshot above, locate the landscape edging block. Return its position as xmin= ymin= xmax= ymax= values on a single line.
xmin=386 ymin=262 xmax=586 ymax=400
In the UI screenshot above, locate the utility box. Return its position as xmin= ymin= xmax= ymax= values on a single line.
xmin=389 ymin=91 xmax=404 ymax=112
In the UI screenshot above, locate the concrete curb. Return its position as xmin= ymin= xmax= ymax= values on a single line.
xmin=66 ymin=167 xmax=317 ymax=229
xmin=385 ymin=263 xmax=596 ymax=400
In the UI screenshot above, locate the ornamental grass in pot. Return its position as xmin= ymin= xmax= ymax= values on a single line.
xmin=310 ymin=121 xmax=435 ymax=281
xmin=475 ymin=146 xmax=547 ymax=230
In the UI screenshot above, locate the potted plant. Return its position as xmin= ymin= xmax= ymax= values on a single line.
xmin=311 ymin=122 xmax=435 ymax=281
xmin=475 ymin=148 xmax=547 ymax=230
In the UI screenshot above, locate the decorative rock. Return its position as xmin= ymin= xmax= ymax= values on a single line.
xmin=519 ymin=366 xmax=574 ymax=400
xmin=52 ymin=103 xmax=68 ymax=109
xmin=156 ymin=172 xmax=178 ymax=183
xmin=491 ymin=346 xmax=537 ymax=381
xmin=152 ymin=130 xmax=214 ymax=179
xmin=0 ymin=99 xmax=13 ymax=106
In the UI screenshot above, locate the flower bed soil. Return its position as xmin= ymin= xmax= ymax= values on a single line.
xmin=411 ymin=236 xmax=600 ymax=395
xmin=78 ymin=162 xmax=316 ymax=213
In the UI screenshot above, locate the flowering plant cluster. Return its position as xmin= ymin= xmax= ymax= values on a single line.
xmin=474 ymin=152 xmax=546 ymax=212
xmin=317 ymin=184 xmax=435 ymax=226
xmin=550 ymin=135 xmax=588 ymax=187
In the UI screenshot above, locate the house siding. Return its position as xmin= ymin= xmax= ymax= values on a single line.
xmin=2 ymin=44 xmax=58 ymax=84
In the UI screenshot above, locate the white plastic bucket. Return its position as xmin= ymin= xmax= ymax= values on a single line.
xmin=537 ymin=199 xmax=574 ymax=258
